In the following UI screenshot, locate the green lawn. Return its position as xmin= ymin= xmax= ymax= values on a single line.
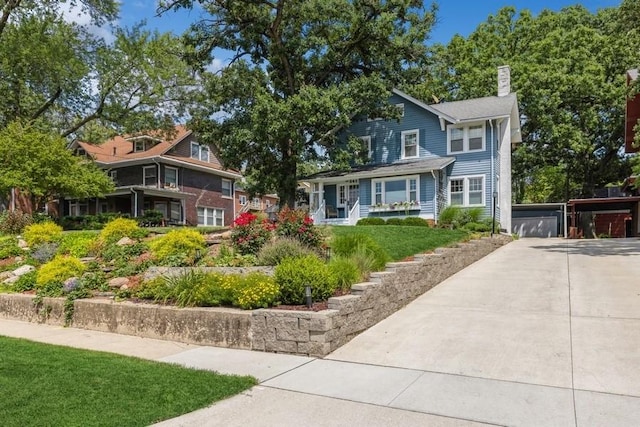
xmin=329 ymin=225 xmax=471 ymax=261
xmin=0 ymin=336 xmax=257 ymax=427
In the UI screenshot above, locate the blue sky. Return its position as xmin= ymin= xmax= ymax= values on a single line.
xmin=119 ymin=0 xmax=621 ymax=46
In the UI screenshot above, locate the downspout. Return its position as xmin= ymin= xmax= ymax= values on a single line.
xmin=489 ymin=120 xmax=495 ymax=220
xmin=431 ymin=170 xmax=437 ymax=221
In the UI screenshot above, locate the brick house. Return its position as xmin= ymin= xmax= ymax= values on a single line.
xmin=234 ymin=183 xmax=279 ymax=219
xmin=65 ymin=126 xmax=241 ymax=227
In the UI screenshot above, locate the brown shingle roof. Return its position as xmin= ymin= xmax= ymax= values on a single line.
xmin=78 ymin=125 xmax=191 ymax=163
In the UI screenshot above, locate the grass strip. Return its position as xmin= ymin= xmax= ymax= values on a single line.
xmin=330 ymin=225 xmax=470 ymax=261
xmin=0 ymin=336 xmax=257 ymax=427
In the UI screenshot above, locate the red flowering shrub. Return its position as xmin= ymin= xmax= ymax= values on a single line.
xmin=231 ymin=212 xmax=273 ymax=255
xmin=275 ymin=207 xmax=323 ymax=249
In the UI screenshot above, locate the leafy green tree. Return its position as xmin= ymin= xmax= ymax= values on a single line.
xmin=418 ymin=6 xmax=639 ymax=201
xmin=0 ymin=2 xmax=199 ymax=140
xmin=162 ymin=0 xmax=436 ymax=207
xmin=0 ymin=121 xmax=114 ymax=210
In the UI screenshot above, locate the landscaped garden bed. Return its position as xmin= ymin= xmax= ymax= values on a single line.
xmin=0 ymin=206 xmax=510 ymax=355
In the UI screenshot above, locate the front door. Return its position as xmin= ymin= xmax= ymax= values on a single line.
xmin=337 ymin=180 xmax=359 ymax=211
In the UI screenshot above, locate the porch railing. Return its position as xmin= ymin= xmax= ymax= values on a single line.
xmin=312 ymin=199 xmax=326 ymax=224
xmin=348 ymin=198 xmax=360 ymax=225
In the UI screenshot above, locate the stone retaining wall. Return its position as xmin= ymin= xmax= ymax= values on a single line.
xmin=0 ymin=294 xmax=252 ymax=348
xmin=251 ymin=235 xmax=512 ymax=357
xmin=0 ymin=235 xmax=510 ymax=356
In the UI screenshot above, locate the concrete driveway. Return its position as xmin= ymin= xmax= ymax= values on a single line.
xmin=253 ymin=238 xmax=640 ymax=426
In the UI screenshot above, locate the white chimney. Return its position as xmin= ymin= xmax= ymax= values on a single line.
xmin=498 ymin=65 xmax=510 ymax=97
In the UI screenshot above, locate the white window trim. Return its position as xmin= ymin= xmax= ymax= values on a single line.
xmin=401 ymin=129 xmax=419 ymax=159
xmin=239 ymin=195 xmax=247 ymax=205
xmin=371 ymin=175 xmax=420 ymax=205
xmin=448 ymin=175 xmax=486 ymax=207
xmin=197 ymin=206 xmax=224 ymax=227
xmin=164 ymin=166 xmax=178 ymax=188
xmin=143 ymin=165 xmax=157 ymax=187
xmin=396 ymin=103 xmax=405 ymax=117
xmin=221 ymin=178 xmax=232 ymax=198
xmin=359 ymin=135 xmax=372 ymax=160
xmin=447 ymin=123 xmax=486 ymax=155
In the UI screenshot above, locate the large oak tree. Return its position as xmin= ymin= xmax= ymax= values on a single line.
xmin=162 ymin=0 xmax=436 ymax=207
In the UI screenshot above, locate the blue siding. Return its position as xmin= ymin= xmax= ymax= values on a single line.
xmin=359 ymin=178 xmax=372 ymax=218
xmin=347 ymin=94 xmax=445 ymax=164
xmin=420 ymin=173 xmax=435 ymax=217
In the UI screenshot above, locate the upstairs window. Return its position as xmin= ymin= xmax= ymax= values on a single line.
xmin=143 ymin=166 xmax=156 ymax=187
xmin=358 ymin=136 xmax=372 ymax=161
xmin=221 ymin=179 xmax=232 ymax=197
xmin=401 ymin=129 xmax=419 ymax=159
xmin=109 ymin=170 xmax=118 ymax=185
xmin=448 ymin=124 xmax=486 ymax=154
xmin=191 ymin=141 xmax=210 ymax=162
xmin=164 ymin=167 xmax=178 ymax=188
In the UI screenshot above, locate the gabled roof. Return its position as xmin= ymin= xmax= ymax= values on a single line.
xmin=305 ymin=157 xmax=455 ymax=183
xmin=75 ymin=125 xmax=192 ymax=163
xmin=72 ymin=125 xmax=242 ymax=178
xmin=392 ymin=89 xmax=522 ymax=143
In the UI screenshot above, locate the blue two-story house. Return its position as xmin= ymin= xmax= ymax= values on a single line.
xmin=305 ymin=67 xmax=521 ymax=231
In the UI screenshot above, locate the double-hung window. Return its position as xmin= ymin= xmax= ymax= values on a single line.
xmin=164 ymin=167 xmax=178 ymax=188
xmin=191 ymin=142 xmax=210 ymax=162
xmin=448 ymin=124 xmax=486 ymax=154
xmin=371 ymin=176 xmax=419 ymax=205
xmin=449 ymin=176 xmax=485 ymax=207
xmin=143 ymin=166 xmax=157 ymax=187
xmin=221 ymin=179 xmax=232 ymax=197
xmin=401 ymin=130 xmax=419 ymax=159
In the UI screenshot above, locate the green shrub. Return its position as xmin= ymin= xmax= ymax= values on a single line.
xmin=328 ymin=256 xmax=360 ymax=292
xmin=12 ymin=270 xmax=37 ymax=292
xmin=438 ymin=206 xmax=460 ymax=228
xmin=274 ymin=255 xmax=337 ymax=304
xmin=0 ymin=236 xmax=22 ymax=259
xmin=330 ymin=233 xmax=389 ymax=272
xmin=99 ymin=218 xmax=141 ymax=244
xmin=385 ymin=218 xmax=403 ymax=225
xmin=149 ymin=229 xmax=206 ymax=266
xmin=256 ymin=237 xmax=317 ymax=266
xmin=99 ymin=242 xmax=147 ymax=263
xmin=462 ymin=222 xmax=491 ymax=232
xmin=0 ymin=210 xmax=33 ymax=234
xmin=23 ymin=221 xmax=63 ymax=247
xmin=36 ymin=255 xmax=86 ymax=287
xmin=169 ymin=270 xmax=236 ymax=307
xmin=234 ymin=272 xmax=280 ymax=309
xmin=348 ymin=245 xmax=378 ymax=280
xmin=57 ymin=231 xmax=99 ymax=258
xmin=134 ymin=277 xmax=173 ymax=302
xmin=79 ymin=271 xmax=108 ymax=291
xmin=356 ymin=217 xmax=386 ymax=226
xmin=402 ymin=217 xmax=430 ymax=227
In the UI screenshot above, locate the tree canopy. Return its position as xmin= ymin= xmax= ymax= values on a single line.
xmin=163 ymin=0 xmax=436 ymax=207
xmin=0 ymin=0 xmax=199 ymax=140
xmin=0 ymin=121 xmax=114 ymax=210
xmin=414 ymin=5 xmax=640 ymax=203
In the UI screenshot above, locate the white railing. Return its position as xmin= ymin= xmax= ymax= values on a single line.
xmin=312 ymin=199 xmax=326 ymax=224
xmin=348 ymin=198 xmax=360 ymax=225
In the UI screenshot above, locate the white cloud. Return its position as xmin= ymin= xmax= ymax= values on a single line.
xmin=60 ymin=2 xmax=118 ymax=44
xmin=205 ymin=58 xmax=227 ymax=74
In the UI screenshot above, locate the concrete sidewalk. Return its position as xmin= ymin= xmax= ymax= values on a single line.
xmin=2 ymin=238 xmax=640 ymax=426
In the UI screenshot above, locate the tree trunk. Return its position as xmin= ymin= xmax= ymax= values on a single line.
xmin=277 ymin=141 xmax=298 ymax=209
